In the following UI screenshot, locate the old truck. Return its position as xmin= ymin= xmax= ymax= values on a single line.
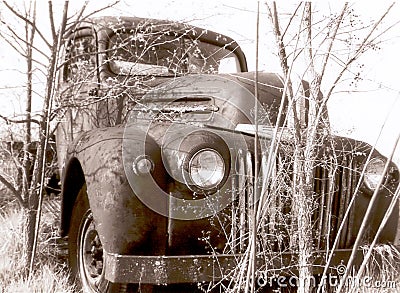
xmin=55 ymin=16 xmax=400 ymax=292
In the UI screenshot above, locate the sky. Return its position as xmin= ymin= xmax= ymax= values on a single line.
xmin=1 ymin=0 xmax=400 ymax=164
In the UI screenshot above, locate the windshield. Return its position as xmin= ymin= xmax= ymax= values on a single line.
xmin=108 ymin=31 xmax=241 ymax=76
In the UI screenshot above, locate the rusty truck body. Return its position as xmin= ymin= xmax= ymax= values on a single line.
xmin=55 ymin=16 xmax=400 ymax=292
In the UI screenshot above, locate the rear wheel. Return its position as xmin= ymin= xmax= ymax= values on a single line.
xmin=68 ymin=188 xmax=128 ymax=292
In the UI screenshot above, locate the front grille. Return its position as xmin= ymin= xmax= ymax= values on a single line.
xmin=228 ymin=148 xmax=359 ymax=254
xmin=313 ymin=153 xmax=359 ymax=249
xmin=230 ymin=149 xmax=254 ymax=253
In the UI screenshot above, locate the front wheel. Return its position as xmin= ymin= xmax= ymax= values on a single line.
xmin=67 ymin=188 xmax=192 ymax=292
xmin=68 ymin=188 xmax=128 ymax=293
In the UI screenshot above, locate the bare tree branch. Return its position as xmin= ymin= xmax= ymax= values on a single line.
xmin=0 ymin=174 xmax=24 ymax=207
xmin=0 ymin=114 xmax=41 ymax=126
xmin=3 ymin=0 xmax=51 ymax=49
xmin=325 ymin=3 xmax=394 ymax=101
xmin=48 ymin=1 xmax=57 ymax=42
xmin=266 ymin=2 xmax=303 ymax=138
xmin=0 ymin=20 xmax=50 ymax=61
xmin=65 ymin=0 xmax=118 ymax=33
xmin=281 ymin=2 xmax=302 ymax=39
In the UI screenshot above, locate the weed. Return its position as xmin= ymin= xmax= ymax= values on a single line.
xmin=0 ymin=200 xmax=75 ymax=293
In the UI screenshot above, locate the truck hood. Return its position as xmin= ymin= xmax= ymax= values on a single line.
xmin=104 ymin=71 xmax=287 ymax=126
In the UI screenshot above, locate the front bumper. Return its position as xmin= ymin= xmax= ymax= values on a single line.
xmin=104 ymin=249 xmax=372 ymax=284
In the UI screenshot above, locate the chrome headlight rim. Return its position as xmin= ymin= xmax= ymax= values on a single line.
xmin=184 ymin=147 xmax=228 ymax=194
xmin=363 ymin=156 xmax=387 ymax=191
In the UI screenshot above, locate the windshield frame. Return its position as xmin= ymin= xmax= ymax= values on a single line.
xmin=106 ymin=28 xmax=244 ymax=77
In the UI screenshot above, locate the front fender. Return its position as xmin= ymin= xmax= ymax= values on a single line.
xmin=63 ymin=126 xmax=167 ymax=255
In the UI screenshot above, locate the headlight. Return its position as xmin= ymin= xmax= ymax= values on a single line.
xmin=188 ymin=148 xmax=225 ymax=190
xmin=363 ymin=157 xmax=386 ymax=190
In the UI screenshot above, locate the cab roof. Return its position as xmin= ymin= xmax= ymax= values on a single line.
xmin=67 ymin=16 xmax=248 ymax=71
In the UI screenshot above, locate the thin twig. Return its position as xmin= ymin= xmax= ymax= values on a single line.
xmin=3 ymin=0 xmax=51 ymax=48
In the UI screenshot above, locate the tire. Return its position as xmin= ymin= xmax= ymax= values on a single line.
xmin=68 ymin=187 xmax=129 ymax=293
xmin=67 ymin=188 xmax=197 ymax=293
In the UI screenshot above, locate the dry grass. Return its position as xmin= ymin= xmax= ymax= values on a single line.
xmin=342 ymin=245 xmax=400 ymax=293
xmin=0 ymin=199 xmax=76 ymax=293
xmin=0 ymin=193 xmax=399 ymax=292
